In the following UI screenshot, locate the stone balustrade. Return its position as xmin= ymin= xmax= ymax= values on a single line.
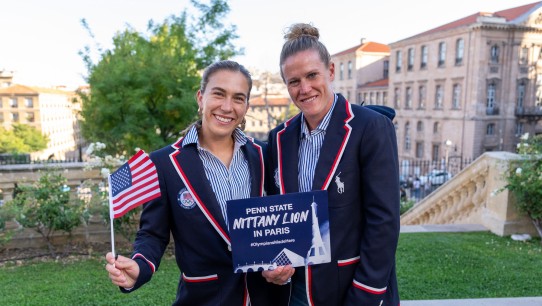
xmin=401 ymin=152 xmax=538 ymax=237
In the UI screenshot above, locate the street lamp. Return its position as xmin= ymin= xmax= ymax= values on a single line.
xmin=444 ymin=139 xmax=453 ymax=172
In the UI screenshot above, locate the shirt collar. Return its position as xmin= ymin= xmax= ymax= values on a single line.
xmin=182 ymin=125 xmax=248 ymax=148
xmin=300 ymin=93 xmax=338 ymax=139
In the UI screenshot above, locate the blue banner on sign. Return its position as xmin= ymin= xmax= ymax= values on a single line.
xmin=226 ymin=190 xmax=330 ymax=273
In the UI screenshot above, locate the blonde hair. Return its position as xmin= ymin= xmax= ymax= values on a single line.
xmin=279 ymin=23 xmax=331 ymax=79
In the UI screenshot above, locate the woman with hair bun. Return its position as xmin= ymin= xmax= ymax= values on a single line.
xmin=263 ymin=23 xmax=401 ymax=306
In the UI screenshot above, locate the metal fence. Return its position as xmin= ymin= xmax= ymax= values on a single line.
xmin=399 ymin=157 xmax=474 ymax=203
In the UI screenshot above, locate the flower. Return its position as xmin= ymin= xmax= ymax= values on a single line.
xmin=515 ymin=168 xmax=522 ymax=175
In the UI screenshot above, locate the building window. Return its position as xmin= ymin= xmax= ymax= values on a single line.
xmin=376 ymin=92 xmax=381 ymax=104
xmin=11 ymin=112 xmax=19 ymax=122
xmin=438 ymin=42 xmax=446 ymax=67
xmin=405 ymin=87 xmax=412 ymax=109
xmin=396 ymin=51 xmax=402 ymax=72
xmin=515 ymin=122 xmax=524 ymax=136
xmin=517 ymin=80 xmax=526 ymax=110
xmin=432 ymin=144 xmax=440 ymax=162
xmin=25 ymin=97 xmax=33 ymax=108
xmin=519 ymin=47 xmax=529 ymax=65
xmin=435 ymin=85 xmax=443 ymax=109
xmin=357 ymin=92 xmax=361 ymax=104
xmin=418 ymin=85 xmax=426 ymax=109
xmin=433 ymin=122 xmax=440 ymax=134
xmin=382 ymin=92 xmax=388 ymax=106
xmin=0 ymin=113 xmax=3 ymax=122
xmin=490 ymin=45 xmax=500 ymax=64
xmin=487 ymin=82 xmax=496 ymax=110
xmin=416 ymin=121 xmax=424 ymax=132
xmin=404 ymin=122 xmax=411 ymax=151
xmin=452 ymin=84 xmax=461 ymax=109
xmin=416 ymin=142 xmax=424 ymax=158
xmin=455 ymin=38 xmax=464 ymax=65
xmin=486 ymin=123 xmax=495 ymax=135
xmin=420 ymin=45 xmax=428 ymax=69
xmin=407 ymin=48 xmax=414 ymax=71
xmin=347 ymin=91 xmax=351 ymax=101
xmin=340 ymin=62 xmax=344 ymax=80
xmin=383 ymin=60 xmax=389 ymax=78
xmin=369 ymin=92 xmax=374 ymax=104
xmin=394 ymin=87 xmax=401 ymax=108
xmin=9 ymin=98 xmax=17 ymax=108
xmin=348 ymin=61 xmax=352 ymax=79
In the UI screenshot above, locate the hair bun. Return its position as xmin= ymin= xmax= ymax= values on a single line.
xmin=284 ymin=23 xmax=319 ymax=41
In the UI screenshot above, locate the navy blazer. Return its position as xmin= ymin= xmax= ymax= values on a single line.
xmin=124 ymin=134 xmax=268 ymax=306
xmin=266 ymin=94 xmax=401 ymax=306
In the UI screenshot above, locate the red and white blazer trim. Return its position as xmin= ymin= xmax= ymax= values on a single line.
xmin=182 ymin=273 xmax=219 ymax=283
xmin=352 ymin=279 xmax=387 ymax=295
xmin=132 ymin=253 xmax=156 ymax=273
xmin=337 ymin=256 xmax=360 ymax=266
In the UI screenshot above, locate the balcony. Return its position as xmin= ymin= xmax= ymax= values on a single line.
xmin=486 ymin=107 xmax=499 ymax=116
xmin=515 ymin=106 xmax=542 ymax=121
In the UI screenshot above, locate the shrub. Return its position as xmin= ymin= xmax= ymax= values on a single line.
xmin=6 ymin=169 xmax=88 ymax=256
xmin=503 ymin=133 xmax=542 ymax=240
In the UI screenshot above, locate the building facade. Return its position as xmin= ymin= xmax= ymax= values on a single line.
xmin=0 ymin=81 xmax=78 ymax=160
xmin=331 ymin=39 xmax=390 ymax=104
xmin=389 ymin=2 xmax=542 ymax=165
xmin=245 ymin=71 xmax=293 ymax=141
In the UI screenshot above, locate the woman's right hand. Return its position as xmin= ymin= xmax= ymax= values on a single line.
xmin=105 ymin=252 xmax=140 ymax=289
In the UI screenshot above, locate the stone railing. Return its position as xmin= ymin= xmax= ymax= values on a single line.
xmin=401 ymin=152 xmax=538 ymax=237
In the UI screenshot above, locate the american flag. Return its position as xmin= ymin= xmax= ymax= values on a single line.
xmin=109 ymin=150 xmax=161 ymax=219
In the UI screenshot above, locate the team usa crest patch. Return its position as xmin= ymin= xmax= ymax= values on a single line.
xmin=177 ymin=188 xmax=196 ymax=209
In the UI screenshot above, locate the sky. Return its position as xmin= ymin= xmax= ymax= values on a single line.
xmin=0 ymin=0 xmax=539 ymax=89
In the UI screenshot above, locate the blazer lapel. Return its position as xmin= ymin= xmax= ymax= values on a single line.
xmin=312 ymin=95 xmax=354 ymax=191
xmin=243 ymin=140 xmax=265 ymax=197
xmin=276 ymin=115 xmax=302 ymax=194
xmin=169 ymin=145 xmax=231 ymax=245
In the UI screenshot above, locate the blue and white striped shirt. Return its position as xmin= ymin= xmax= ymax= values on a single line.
xmin=183 ymin=126 xmax=251 ymax=228
xmin=298 ymin=94 xmax=338 ymax=192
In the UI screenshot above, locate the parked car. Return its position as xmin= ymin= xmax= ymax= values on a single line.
xmin=428 ymin=170 xmax=452 ymax=186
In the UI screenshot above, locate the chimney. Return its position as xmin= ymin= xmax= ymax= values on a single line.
xmin=360 ymin=38 xmax=366 ymax=44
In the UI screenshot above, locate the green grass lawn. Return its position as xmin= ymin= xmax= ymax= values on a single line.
xmin=0 ymin=231 xmax=540 ymax=305
xmin=397 ymin=232 xmax=542 ymax=300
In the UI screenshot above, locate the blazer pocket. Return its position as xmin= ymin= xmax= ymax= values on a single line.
xmin=337 ymin=256 xmax=360 ymax=299
xmin=178 ymin=273 xmax=219 ymax=305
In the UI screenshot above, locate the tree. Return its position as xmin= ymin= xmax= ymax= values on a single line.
xmin=0 ymin=124 xmax=48 ymax=154
xmin=79 ymin=0 xmax=241 ymax=156
xmin=503 ymin=133 xmax=542 ymax=241
xmin=12 ymin=124 xmax=49 ymax=152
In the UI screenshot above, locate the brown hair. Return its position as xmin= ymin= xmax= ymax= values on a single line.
xmin=279 ymin=23 xmax=331 ymax=80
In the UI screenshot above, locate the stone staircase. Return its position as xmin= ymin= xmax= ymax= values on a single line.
xmin=401 ymin=152 xmax=538 ymax=237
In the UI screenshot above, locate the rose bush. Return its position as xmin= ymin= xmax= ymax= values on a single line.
xmin=503 ymin=133 xmax=542 ymax=240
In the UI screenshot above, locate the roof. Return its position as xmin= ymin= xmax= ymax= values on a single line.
xmin=332 ymin=41 xmax=390 ymax=57
xmin=405 ymin=1 xmax=542 ymax=40
xmin=0 ymin=84 xmax=73 ymax=95
xmin=359 ymin=78 xmax=389 ymax=89
xmin=249 ymin=95 xmax=291 ymax=107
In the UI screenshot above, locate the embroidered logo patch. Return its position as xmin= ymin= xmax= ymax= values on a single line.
xmin=177 ymin=188 xmax=196 ymax=209
xmin=335 ymin=172 xmax=345 ymax=194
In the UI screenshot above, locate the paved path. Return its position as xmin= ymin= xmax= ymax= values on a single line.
xmin=401 ymin=297 xmax=542 ymax=305
xmin=399 ymin=224 xmax=542 ymax=305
